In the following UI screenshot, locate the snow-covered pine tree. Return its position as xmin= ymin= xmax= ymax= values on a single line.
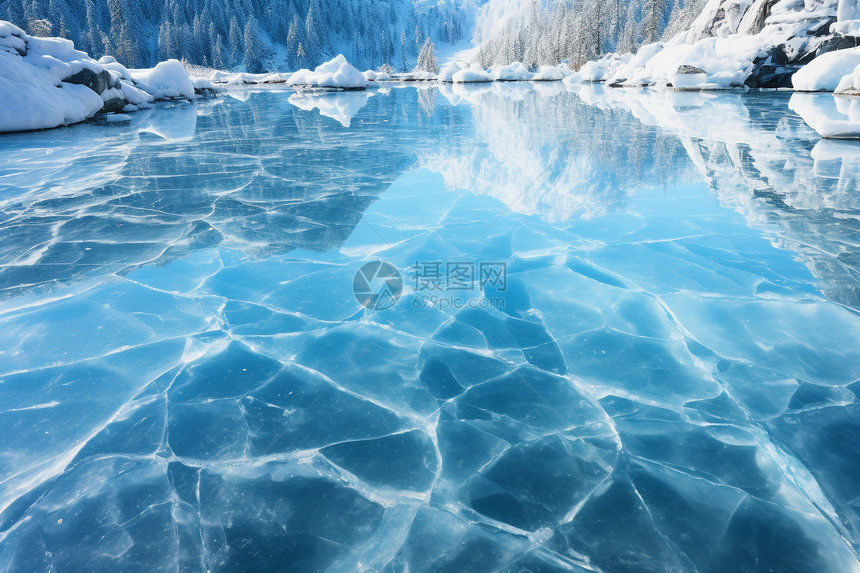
xmin=296 ymin=41 xmax=306 ymax=68
xmin=618 ymin=3 xmax=640 ymax=54
xmin=286 ymin=13 xmax=302 ymax=69
xmin=243 ymin=16 xmax=264 ymax=73
xmin=415 ymin=37 xmax=437 ymax=73
xmin=228 ymin=16 xmax=242 ymax=67
xmin=304 ymin=0 xmax=321 ymax=64
xmin=400 ymin=30 xmax=408 ymax=72
xmin=643 ymin=0 xmax=667 ymax=44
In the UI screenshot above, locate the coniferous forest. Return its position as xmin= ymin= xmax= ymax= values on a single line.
xmin=0 ymin=0 xmax=700 ymax=71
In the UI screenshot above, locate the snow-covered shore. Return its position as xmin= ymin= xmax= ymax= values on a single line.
xmin=559 ymin=0 xmax=860 ymax=138
xmin=0 ymin=21 xmax=213 ymax=133
xmin=0 ymin=20 xmax=374 ymax=133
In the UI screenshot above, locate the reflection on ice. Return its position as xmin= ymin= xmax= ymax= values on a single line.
xmin=790 ymin=92 xmax=860 ymax=140
xmin=288 ymin=90 xmax=372 ymax=127
xmin=1 ymin=85 xmax=860 ymax=571
xmin=424 ymin=81 xmax=694 ymax=221
xmin=568 ymin=85 xmax=860 ymax=310
xmin=812 ymin=139 xmax=860 ymax=180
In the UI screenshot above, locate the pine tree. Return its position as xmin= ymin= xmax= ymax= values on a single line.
xmin=244 ymin=16 xmax=264 ymax=73
xmin=286 ymin=13 xmax=302 ymax=69
xmin=228 ymin=16 xmax=242 ymax=67
xmin=400 ymin=30 xmax=408 ymax=72
xmin=415 ymin=37 xmax=437 ymax=73
xmin=305 ymin=0 xmax=321 ymax=65
xmin=618 ymin=3 xmax=640 ymax=55
xmin=213 ymin=34 xmax=226 ymax=69
xmin=296 ymin=41 xmax=306 ymax=68
xmin=643 ymin=0 xmax=667 ymax=44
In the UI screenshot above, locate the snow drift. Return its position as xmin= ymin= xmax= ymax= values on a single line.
xmin=287 ymin=55 xmax=367 ymax=90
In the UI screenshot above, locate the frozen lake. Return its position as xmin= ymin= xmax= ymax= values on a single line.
xmin=1 ymin=84 xmax=859 ymax=572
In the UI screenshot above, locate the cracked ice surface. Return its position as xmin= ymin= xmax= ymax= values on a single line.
xmin=1 ymin=85 xmax=860 ymax=572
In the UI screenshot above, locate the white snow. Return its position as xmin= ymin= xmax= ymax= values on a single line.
xmin=287 ymin=54 xmax=367 ymax=89
xmin=793 ymin=48 xmax=860 ymax=92
xmin=531 ymin=65 xmax=566 ymax=81
xmin=838 ymin=0 xmax=860 ymax=22
xmin=452 ymin=63 xmax=493 ymax=83
xmin=831 ymin=20 xmax=860 ymax=37
xmin=490 ymin=62 xmax=532 ymax=81
xmin=790 ymin=92 xmax=860 ymax=139
xmin=0 ymin=20 xmax=207 ymax=133
xmin=568 ymin=0 xmax=845 ymax=91
xmin=128 ymin=60 xmax=196 ymax=99
xmin=439 ymin=62 xmax=465 ymax=82
xmin=0 ymin=22 xmax=105 ymax=132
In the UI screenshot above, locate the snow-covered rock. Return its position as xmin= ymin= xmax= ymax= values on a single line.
xmin=439 ymin=62 xmax=465 ymax=82
xmin=0 ymin=21 xmax=113 ymax=132
xmin=0 ymin=20 xmax=207 ymax=133
xmin=790 ymin=92 xmax=860 ymax=139
xmin=287 ymin=55 xmax=367 ymax=89
xmin=452 ymin=63 xmax=493 ymax=83
xmin=490 ymin=62 xmax=533 ymax=81
xmin=793 ymin=47 xmax=860 ymax=92
xmin=571 ymin=0 xmax=853 ymax=91
xmin=531 ymin=65 xmax=566 ymax=81
xmin=566 ymin=53 xmax=631 ymax=84
xmin=128 ymin=60 xmax=195 ymax=99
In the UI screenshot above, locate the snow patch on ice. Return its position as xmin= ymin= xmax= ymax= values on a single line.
xmin=288 ymin=55 xmax=367 ymax=89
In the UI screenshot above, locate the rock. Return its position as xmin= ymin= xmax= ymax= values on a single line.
xmin=815 ymin=36 xmax=860 ymax=59
xmin=677 ymin=65 xmax=707 ymax=75
xmin=62 ymin=67 xmax=115 ymax=95
xmin=100 ymin=96 xmax=128 ymax=114
xmin=741 ymin=0 xmax=781 ymax=35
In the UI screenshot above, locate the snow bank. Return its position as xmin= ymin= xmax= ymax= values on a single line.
xmin=0 ymin=22 xmax=107 ymax=132
xmin=452 ymin=63 xmax=493 ymax=83
xmin=793 ymin=47 xmax=860 ymax=92
xmin=362 ymin=70 xmax=392 ymax=82
xmin=128 ymin=60 xmax=195 ymax=99
xmin=209 ymin=71 xmax=291 ymax=85
xmin=490 ymin=62 xmax=532 ymax=81
xmin=531 ymin=65 xmax=566 ymax=81
xmin=439 ymin=62 xmax=465 ymax=82
xmin=790 ymin=92 xmax=860 ymax=139
xmin=288 ymin=54 xmax=367 ymax=89
xmin=0 ymin=20 xmax=206 ymax=133
xmin=567 ymin=53 xmax=631 ymax=84
xmin=568 ymin=0 xmax=849 ymax=91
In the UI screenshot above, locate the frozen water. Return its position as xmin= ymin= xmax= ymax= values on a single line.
xmin=1 ymin=85 xmax=860 ymax=572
